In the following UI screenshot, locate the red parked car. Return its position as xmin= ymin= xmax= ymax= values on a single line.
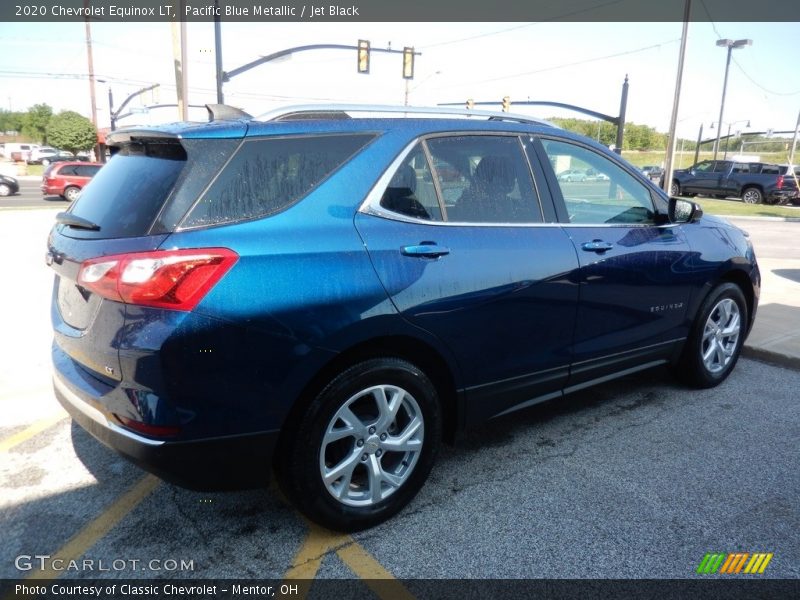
xmin=42 ymin=162 xmax=102 ymax=201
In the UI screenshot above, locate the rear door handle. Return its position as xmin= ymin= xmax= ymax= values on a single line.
xmin=401 ymin=242 xmax=450 ymax=258
xmin=581 ymin=240 xmax=614 ymax=253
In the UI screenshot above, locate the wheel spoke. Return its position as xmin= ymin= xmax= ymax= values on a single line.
xmin=702 ymin=338 xmax=718 ymax=364
xmin=383 ymin=416 xmax=423 ymax=452
xmin=713 ymin=343 xmax=726 ymax=368
xmin=367 ymin=455 xmax=384 ymax=504
xmin=323 ymin=450 xmax=361 ymax=486
xmin=374 ymin=386 xmax=403 ymax=430
xmin=720 ymin=313 xmax=740 ymax=337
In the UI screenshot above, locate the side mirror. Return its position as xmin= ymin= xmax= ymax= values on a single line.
xmin=668 ymin=197 xmax=703 ymax=224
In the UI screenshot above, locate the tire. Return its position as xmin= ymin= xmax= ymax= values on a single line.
xmin=675 ymin=283 xmax=747 ymax=389
xmin=742 ymin=187 xmax=762 ymax=204
xmin=42 ymin=158 xmax=51 ymax=166
xmin=669 ymin=181 xmax=680 ymax=196
xmin=0 ymin=183 xmax=11 ymax=197
xmin=63 ymin=186 xmax=81 ymax=202
xmin=277 ymin=358 xmax=441 ymax=531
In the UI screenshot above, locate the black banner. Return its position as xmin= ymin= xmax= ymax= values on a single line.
xmin=2 ymin=579 xmax=799 ymax=600
xmin=1 ymin=0 xmax=795 ymax=23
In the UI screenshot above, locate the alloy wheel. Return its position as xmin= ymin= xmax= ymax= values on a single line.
xmin=701 ymin=298 xmax=741 ymax=374
xmin=320 ymin=384 xmax=424 ymax=507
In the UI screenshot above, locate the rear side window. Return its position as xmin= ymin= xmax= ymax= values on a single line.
xmin=58 ymin=165 xmax=79 ymax=176
xmin=75 ymin=165 xmax=101 ymax=177
xmin=183 ymin=134 xmax=374 ymax=228
xmin=66 ymin=141 xmax=187 ymax=239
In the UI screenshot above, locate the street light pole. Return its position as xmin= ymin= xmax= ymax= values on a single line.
xmin=713 ymin=38 xmax=751 ymax=161
xmin=108 ymin=87 xmax=115 ymax=131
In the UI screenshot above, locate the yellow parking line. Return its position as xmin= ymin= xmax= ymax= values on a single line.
xmin=26 ymin=475 xmax=160 ymax=580
xmin=337 ymin=543 xmax=416 ymax=600
xmin=283 ymin=519 xmax=414 ymax=599
xmin=0 ymin=414 xmax=67 ymax=452
xmin=284 ymin=523 xmax=351 ymax=578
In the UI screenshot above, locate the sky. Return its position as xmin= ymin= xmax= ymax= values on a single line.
xmin=1 ymin=19 xmax=799 ymax=143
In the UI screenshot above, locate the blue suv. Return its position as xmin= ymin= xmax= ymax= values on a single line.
xmin=48 ymin=104 xmax=759 ymax=531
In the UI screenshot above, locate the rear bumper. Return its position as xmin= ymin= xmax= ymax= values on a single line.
xmin=53 ymin=371 xmax=280 ymax=491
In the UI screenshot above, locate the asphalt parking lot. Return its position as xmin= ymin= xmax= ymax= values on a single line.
xmin=1 ymin=208 xmax=798 ymax=591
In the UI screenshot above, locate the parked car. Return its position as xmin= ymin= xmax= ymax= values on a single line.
xmin=669 ymin=160 xmax=798 ymax=205
xmin=49 ymin=104 xmax=759 ymax=532
xmin=641 ymin=165 xmax=664 ymax=181
xmin=0 ymin=173 xmax=19 ymax=196
xmin=42 ymin=151 xmax=78 ymax=166
xmin=41 ymin=161 xmax=102 ymax=201
xmin=2 ymin=142 xmax=38 ymax=162
xmin=585 ymin=168 xmax=610 ymax=181
xmin=557 ymin=168 xmax=587 ymax=182
xmin=28 ymin=146 xmax=57 ymax=165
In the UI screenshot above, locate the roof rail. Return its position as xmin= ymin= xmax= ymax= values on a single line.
xmin=254 ymin=104 xmax=555 ymax=128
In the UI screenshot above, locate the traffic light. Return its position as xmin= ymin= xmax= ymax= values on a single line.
xmin=502 ymin=96 xmax=511 ymax=112
xmin=466 ymin=99 xmax=474 ymax=110
xmin=402 ymin=47 xmax=415 ymax=80
xmin=357 ymin=39 xmax=370 ymax=74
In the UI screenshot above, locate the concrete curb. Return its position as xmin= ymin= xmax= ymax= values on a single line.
xmin=743 ymin=344 xmax=800 ymax=371
xmin=719 ymin=215 xmax=800 ymax=223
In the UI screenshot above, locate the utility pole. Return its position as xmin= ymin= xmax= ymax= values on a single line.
xmin=84 ymin=2 xmax=100 ymax=160
xmin=214 ymin=0 xmax=224 ymax=103
xmin=789 ymin=108 xmax=800 ymax=165
xmin=171 ymin=1 xmax=189 ymax=121
xmin=662 ymin=0 xmax=691 ymax=194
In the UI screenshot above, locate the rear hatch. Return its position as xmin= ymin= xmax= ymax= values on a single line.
xmin=48 ymin=125 xmax=244 ymax=385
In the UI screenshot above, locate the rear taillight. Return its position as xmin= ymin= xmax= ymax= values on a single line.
xmin=113 ymin=414 xmax=181 ymax=437
xmin=777 ymin=175 xmax=784 ymax=189
xmin=78 ymin=248 xmax=238 ymax=311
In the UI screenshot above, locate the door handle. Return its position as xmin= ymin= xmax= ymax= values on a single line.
xmin=401 ymin=242 xmax=450 ymax=258
xmin=581 ymin=240 xmax=614 ymax=253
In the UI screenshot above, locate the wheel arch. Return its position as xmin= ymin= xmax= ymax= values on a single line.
xmin=717 ymin=268 xmax=757 ymax=336
xmin=275 ymin=334 xmax=462 ymax=470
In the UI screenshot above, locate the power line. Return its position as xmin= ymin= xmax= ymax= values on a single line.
xmin=420 ymin=0 xmax=628 ymax=49
xmin=450 ymin=39 xmax=680 ymax=87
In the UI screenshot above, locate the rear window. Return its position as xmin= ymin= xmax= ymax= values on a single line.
xmin=66 ymin=141 xmax=186 ymax=239
xmin=181 ymin=134 xmax=374 ymax=228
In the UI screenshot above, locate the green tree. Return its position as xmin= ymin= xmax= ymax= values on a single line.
xmin=46 ymin=111 xmax=97 ymax=154
xmin=0 ymin=109 xmax=25 ymax=134
xmin=22 ymin=103 xmax=53 ymax=143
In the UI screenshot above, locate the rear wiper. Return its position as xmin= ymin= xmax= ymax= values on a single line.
xmin=55 ymin=212 xmax=101 ymax=231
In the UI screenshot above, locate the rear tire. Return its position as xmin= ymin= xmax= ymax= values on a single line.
xmin=669 ymin=181 xmax=680 ymax=196
xmin=63 ymin=186 xmax=81 ymax=202
xmin=674 ymin=283 xmax=747 ymax=388
xmin=742 ymin=187 xmax=762 ymax=204
xmin=277 ymin=358 xmax=441 ymax=531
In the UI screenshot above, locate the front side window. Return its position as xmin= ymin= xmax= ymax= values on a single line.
xmin=542 ymin=139 xmax=655 ymax=225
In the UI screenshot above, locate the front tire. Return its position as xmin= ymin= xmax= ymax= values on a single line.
xmin=669 ymin=181 xmax=681 ymax=196
xmin=278 ymin=358 xmax=441 ymax=531
xmin=0 ymin=183 xmax=11 ymax=197
xmin=675 ymin=283 xmax=747 ymax=388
